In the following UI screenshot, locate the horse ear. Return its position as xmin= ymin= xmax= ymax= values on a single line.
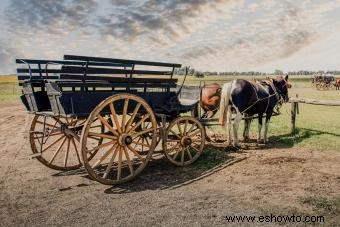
xmin=285 ymin=74 xmax=289 ymax=81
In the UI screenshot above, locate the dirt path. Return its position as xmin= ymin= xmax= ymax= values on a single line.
xmin=0 ymin=102 xmax=339 ymax=226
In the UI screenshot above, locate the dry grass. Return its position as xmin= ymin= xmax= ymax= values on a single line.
xmin=0 ymin=75 xmax=17 ymax=83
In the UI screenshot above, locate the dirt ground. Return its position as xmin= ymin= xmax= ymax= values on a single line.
xmin=0 ymin=102 xmax=339 ymax=226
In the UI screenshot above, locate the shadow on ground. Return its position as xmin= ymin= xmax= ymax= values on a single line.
xmin=52 ymin=145 xmax=246 ymax=193
xmin=270 ymin=127 xmax=340 ymax=148
xmin=103 ymin=145 xmax=246 ymax=194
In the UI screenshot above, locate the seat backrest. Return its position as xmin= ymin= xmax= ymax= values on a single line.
xmin=16 ymin=56 xmax=181 ymax=89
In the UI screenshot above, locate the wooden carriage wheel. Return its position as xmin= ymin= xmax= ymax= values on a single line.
xmin=29 ymin=115 xmax=102 ymax=171
xmin=81 ymin=94 xmax=157 ymax=185
xmin=163 ymin=116 xmax=205 ymax=166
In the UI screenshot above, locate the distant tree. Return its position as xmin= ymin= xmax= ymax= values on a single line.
xmin=193 ymin=71 xmax=204 ymax=78
xmin=188 ymin=68 xmax=195 ymax=76
xmin=274 ymin=69 xmax=283 ymax=75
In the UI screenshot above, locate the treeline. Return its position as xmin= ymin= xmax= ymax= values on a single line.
xmin=174 ymin=68 xmax=340 ymax=77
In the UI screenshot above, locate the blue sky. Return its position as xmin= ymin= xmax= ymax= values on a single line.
xmin=1 ymin=0 xmax=340 ymax=73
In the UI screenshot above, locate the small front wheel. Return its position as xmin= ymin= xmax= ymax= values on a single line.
xmin=163 ymin=116 xmax=205 ymax=166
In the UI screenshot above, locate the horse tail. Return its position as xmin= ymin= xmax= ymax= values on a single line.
xmin=219 ymin=82 xmax=232 ymax=127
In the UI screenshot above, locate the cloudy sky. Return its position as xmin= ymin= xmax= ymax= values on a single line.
xmin=1 ymin=0 xmax=340 ymax=74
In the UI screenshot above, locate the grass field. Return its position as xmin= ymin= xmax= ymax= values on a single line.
xmin=1 ymin=74 xmax=339 ymax=151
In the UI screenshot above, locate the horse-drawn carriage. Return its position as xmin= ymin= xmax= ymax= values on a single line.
xmin=312 ymin=73 xmax=336 ymax=90
xmin=17 ymin=55 xmax=205 ymax=185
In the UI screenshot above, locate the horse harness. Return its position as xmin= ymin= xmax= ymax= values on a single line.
xmin=239 ymin=79 xmax=283 ymax=114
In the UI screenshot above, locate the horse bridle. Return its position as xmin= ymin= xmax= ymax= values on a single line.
xmin=273 ymin=79 xmax=289 ymax=102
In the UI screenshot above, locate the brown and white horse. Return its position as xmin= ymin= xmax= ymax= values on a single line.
xmin=219 ymin=76 xmax=289 ymax=146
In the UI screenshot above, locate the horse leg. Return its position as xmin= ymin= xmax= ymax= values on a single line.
xmin=243 ymin=116 xmax=252 ymax=142
xmin=257 ymin=114 xmax=263 ymax=143
xmin=263 ymin=113 xmax=272 ymax=144
xmin=232 ymin=109 xmax=242 ymax=147
xmin=226 ymin=106 xmax=232 ymax=145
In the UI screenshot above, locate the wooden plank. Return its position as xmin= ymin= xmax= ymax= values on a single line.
xmin=58 ymin=74 xmax=178 ymax=83
xmin=17 ymin=68 xmax=63 ymax=74
xmin=61 ymin=66 xmax=173 ymax=76
xmin=19 ymin=80 xmax=177 ymax=88
xmin=16 ymin=59 xmax=132 ymax=67
xmin=64 ymin=55 xmax=182 ymax=68
xmin=289 ymin=98 xmax=340 ymax=106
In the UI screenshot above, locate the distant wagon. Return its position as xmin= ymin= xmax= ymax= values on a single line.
xmin=312 ymin=73 xmax=336 ymax=90
xmin=16 ymin=55 xmax=205 ymax=185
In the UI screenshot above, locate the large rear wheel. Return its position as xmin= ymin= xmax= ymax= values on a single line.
xmin=81 ymin=94 xmax=157 ymax=185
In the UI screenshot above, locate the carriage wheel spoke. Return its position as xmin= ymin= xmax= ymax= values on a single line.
xmin=32 ymin=132 xmax=62 ymax=139
xmin=131 ymin=139 xmax=151 ymax=148
xmin=125 ymin=103 xmax=141 ymax=132
xmin=172 ymin=147 xmax=182 ymax=160
xmin=189 ymin=145 xmax=200 ymax=153
xmin=117 ymin=146 xmax=122 ymax=180
xmin=183 ymin=120 xmax=188 ymax=135
xmin=86 ymin=140 xmax=116 ymax=153
xmin=133 ymin=137 xmax=142 ymax=149
xmin=36 ymin=120 xmax=58 ymax=128
xmin=88 ymin=135 xmax=102 ymax=141
xmin=88 ymin=132 xmax=116 ymax=140
xmin=121 ymin=98 xmax=129 ymax=132
xmin=42 ymin=135 xmax=65 ymax=153
xmin=123 ymin=146 xmax=134 ymax=175
xmin=127 ymin=145 xmax=146 ymax=163
xmin=167 ymin=142 xmax=180 ymax=153
xmin=186 ymin=147 xmax=193 ymax=160
xmin=91 ymin=144 xmax=116 ymax=169
xmin=145 ymin=137 xmax=150 ymax=147
xmin=166 ymin=139 xmax=180 ymax=143
xmin=90 ymin=125 xmax=102 ymax=129
xmin=187 ymin=124 xmax=196 ymax=134
xmin=132 ymin=128 xmax=153 ymax=138
xmin=188 ymin=129 xmax=201 ymax=137
xmin=71 ymin=137 xmax=82 ymax=164
xmin=177 ymin=122 xmax=183 ymax=137
xmin=103 ymin=144 xmax=119 ymax=179
xmin=64 ymin=138 xmax=71 ymax=167
xmin=169 ymin=129 xmax=181 ymax=139
xmin=97 ymin=114 xmax=118 ymax=136
xmin=109 ymin=102 xmax=122 ymax=134
xmin=49 ymin=136 xmax=67 ymax=164
xmin=128 ymin=114 xmax=150 ymax=133
xmin=181 ymin=147 xmax=185 ymax=164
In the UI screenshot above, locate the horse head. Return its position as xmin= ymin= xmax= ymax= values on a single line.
xmin=273 ymin=75 xmax=290 ymax=102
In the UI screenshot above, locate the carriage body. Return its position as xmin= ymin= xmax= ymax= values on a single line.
xmin=16 ymin=55 xmax=205 ymax=184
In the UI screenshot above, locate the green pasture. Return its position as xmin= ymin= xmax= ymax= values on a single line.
xmin=0 ymin=74 xmax=339 ymax=151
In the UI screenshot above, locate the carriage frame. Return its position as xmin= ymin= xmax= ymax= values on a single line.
xmin=17 ymin=55 xmax=205 ymax=185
